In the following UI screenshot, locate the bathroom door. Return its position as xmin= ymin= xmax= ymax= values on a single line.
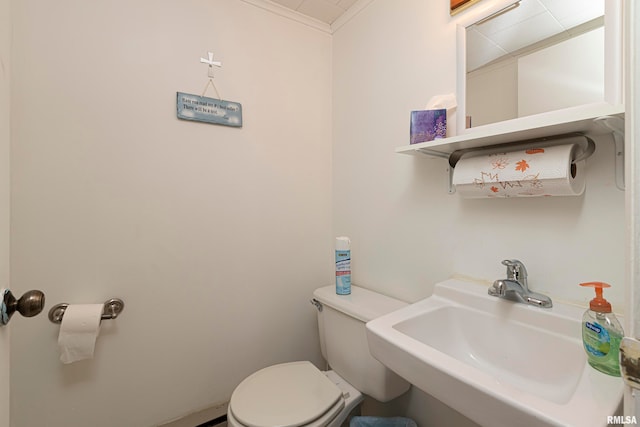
xmin=0 ymin=0 xmax=10 ymax=421
xmin=0 ymin=326 xmax=8 ymax=427
xmin=0 ymin=53 xmax=8 ymax=427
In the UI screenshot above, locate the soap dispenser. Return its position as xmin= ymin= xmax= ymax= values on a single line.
xmin=580 ymin=282 xmax=624 ymax=376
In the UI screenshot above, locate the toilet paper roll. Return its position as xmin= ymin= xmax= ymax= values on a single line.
xmin=452 ymin=143 xmax=585 ymax=198
xmin=58 ymin=304 xmax=103 ymax=364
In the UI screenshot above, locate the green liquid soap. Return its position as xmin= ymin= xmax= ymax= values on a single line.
xmin=580 ymin=282 xmax=624 ymax=377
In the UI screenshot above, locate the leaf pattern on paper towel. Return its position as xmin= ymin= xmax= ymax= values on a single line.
xmin=464 ymin=149 xmax=550 ymax=197
xmin=498 ymin=180 xmax=523 ymax=190
xmin=515 ymin=160 xmax=530 ymax=172
xmin=522 ymin=173 xmax=543 ymax=189
xmin=525 ymin=148 xmax=545 ymax=155
xmin=491 ymin=157 xmax=509 ymax=169
xmin=473 ymin=172 xmax=499 ymax=189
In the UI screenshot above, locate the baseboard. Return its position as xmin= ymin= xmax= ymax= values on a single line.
xmin=196 ymin=414 xmax=227 ymax=427
xmin=157 ymin=402 xmax=228 ymax=427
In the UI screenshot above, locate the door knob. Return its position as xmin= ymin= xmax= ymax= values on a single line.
xmin=1 ymin=289 xmax=46 ymax=325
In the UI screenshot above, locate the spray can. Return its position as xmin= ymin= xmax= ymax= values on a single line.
xmin=335 ymin=237 xmax=351 ymax=295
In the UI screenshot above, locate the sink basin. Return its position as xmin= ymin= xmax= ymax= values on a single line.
xmin=366 ymin=278 xmax=623 ymax=427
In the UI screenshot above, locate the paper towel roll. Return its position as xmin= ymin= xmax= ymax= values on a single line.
xmin=452 ymin=144 xmax=585 ymax=198
xmin=58 ymin=304 xmax=103 ymax=364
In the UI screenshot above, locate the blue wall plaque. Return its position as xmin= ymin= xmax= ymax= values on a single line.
xmin=176 ymin=92 xmax=242 ymax=127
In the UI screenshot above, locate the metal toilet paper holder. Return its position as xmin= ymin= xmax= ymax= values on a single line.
xmin=48 ymin=298 xmax=125 ymax=324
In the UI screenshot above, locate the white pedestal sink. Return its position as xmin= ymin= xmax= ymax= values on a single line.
xmin=366 ymin=278 xmax=623 ymax=427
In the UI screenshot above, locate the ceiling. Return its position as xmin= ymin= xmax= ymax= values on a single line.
xmin=268 ymin=0 xmax=359 ymax=24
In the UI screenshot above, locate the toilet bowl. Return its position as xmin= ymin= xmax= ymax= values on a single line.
xmin=227 ymin=362 xmax=362 ymax=427
xmin=227 ymin=285 xmax=411 ymax=427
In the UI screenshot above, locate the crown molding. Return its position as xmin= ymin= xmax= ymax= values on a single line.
xmin=239 ymin=0 xmax=332 ymax=34
xmin=331 ymin=0 xmax=375 ymax=33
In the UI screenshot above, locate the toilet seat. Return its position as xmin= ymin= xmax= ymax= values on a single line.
xmin=228 ymin=361 xmax=346 ymax=427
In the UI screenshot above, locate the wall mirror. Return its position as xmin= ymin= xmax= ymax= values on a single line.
xmin=455 ymin=0 xmax=622 ymax=135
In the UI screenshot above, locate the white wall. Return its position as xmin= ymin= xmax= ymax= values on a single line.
xmin=9 ymin=1 xmax=332 ymax=426
xmin=333 ymin=1 xmax=624 ymax=425
xmin=0 ymin=0 xmax=10 ymax=424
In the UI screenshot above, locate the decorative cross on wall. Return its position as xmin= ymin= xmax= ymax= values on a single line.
xmin=200 ymin=52 xmax=222 ymax=78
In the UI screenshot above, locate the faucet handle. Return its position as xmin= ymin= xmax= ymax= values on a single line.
xmin=501 ymin=259 xmax=528 ymax=283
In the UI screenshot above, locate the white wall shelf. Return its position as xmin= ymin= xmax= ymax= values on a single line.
xmin=398 ymin=102 xmax=626 ymax=193
xmin=396 ymin=102 xmax=625 ymax=160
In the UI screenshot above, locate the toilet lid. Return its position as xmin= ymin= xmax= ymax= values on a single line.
xmin=229 ymin=361 xmax=343 ymax=427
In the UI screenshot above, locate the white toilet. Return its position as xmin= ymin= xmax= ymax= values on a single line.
xmin=227 ymin=285 xmax=411 ymax=427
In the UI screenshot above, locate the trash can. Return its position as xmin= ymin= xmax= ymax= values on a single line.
xmin=349 ymin=416 xmax=417 ymax=427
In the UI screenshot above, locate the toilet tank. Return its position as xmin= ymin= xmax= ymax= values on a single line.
xmin=312 ymin=285 xmax=410 ymax=402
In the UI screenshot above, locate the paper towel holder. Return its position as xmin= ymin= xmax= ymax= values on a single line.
xmin=445 ymin=133 xmax=596 ymax=194
xmin=48 ymin=298 xmax=125 ymax=324
xmin=447 ymin=133 xmax=595 ymax=169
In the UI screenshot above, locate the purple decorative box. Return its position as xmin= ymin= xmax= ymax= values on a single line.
xmin=410 ymin=109 xmax=447 ymax=144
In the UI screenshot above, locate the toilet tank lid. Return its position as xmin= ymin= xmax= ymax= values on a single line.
xmin=313 ymin=285 xmax=407 ymax=322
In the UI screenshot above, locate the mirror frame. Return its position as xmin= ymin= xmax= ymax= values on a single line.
xmin=454 ymin=0 xmax=623 ymax=136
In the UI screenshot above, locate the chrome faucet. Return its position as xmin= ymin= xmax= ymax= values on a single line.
xmin=488 ymin=259 xmax=552 ymax=308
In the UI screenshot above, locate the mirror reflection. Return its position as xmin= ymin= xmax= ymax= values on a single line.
xmin=465 ymin=0 xmax=604 ymax=128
